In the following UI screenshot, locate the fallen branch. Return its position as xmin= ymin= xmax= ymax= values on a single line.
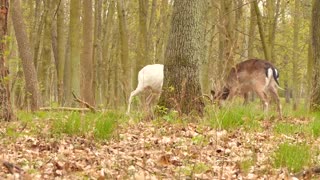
xmin=3 ymin=161 xmax=23 ymax=174
xmin=294 ymin=166 xmax=320 ymax=179
xmin=40 ymin=107 xmax=91 ymax=112
xmin=72 ymin=91 xmax=97 ymax=112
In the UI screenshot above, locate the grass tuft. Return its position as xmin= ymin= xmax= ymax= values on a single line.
xmin=206 ymin=103 xmax=261 ymax=130
xmin=274 ymin=122 xmax=305 ymax=135
xmin=273 ymin=142 xmax=311 ymax=173
xmin=94 ymin=112 xmax=121 ymax=140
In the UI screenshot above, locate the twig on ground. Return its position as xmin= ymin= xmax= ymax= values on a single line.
xmin=294 ymin=166 xmax=320 ymax=179
xmin=3 ymin=161 xmax=23 ymax=174
xmin=72 ymin=91 xmax=97 ymax=112
xmin=40 ymin=107 xmax=91 ymax=112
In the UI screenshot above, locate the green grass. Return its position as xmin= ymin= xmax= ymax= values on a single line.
xmin=274 ymin=122 xmax=306 ymax=135
xmin=309 ymin=118 xmax=320 ymax=138
xmin=205 ymin=103 xmax=262 ymax=130
xmin=239 ymin=159 xmax=255 ymax=174
xmin=94 ymin=112 xmax=121 ymax=140
xmin=273 ymin=142 xmax=311 ymax=173
xmin=49 ymin=111 xmax=122 ymax=139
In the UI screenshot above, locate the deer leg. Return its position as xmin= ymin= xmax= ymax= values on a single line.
xmin=243 ymin=92 xmax=249 ymax=105
xmin=127 ymin=88 xmax=143 ymax=114
xmin=146 ymin=92 xmax=154 ymax=111
xmin=256 ymin=90 xmax=269 ymax=114
xmin=268 ymin=87 xmax=283 ymax=118
xmin=226 ymin=88 xmax=237 ymax=103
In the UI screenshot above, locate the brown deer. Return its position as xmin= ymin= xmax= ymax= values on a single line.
xmin=211 ymin=59 xmax=282 ymax=117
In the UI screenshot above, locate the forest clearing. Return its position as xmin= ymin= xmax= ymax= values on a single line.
xmin=1 ymin=0 xmax=320 ymax=179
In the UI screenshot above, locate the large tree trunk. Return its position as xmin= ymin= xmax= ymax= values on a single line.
xmin=0 ymin=0 xmax=13 ymax=120
xmin=11 ymin=0 xmax=41 ymax=111
xmin=80 ymin=0 xmax=94 ymax=105
xmin=158 ymin=0 xmax=205 ymax=116
xmin=310 ymin=0 xmax=320 ymax=111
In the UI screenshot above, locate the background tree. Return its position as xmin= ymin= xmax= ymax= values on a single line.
xmin=80 ymin=0 xmax=94 ymax=105
xmin=0 ymin=0 xmax=12 ymax=120
xmin=57 ymin=0 xmax=66 ymax=104
xmin=11 ymin=0 xmax=41 ymax=111
xmin=68 ymin=0 xmax=80 ymax=105
xmin=117 ymin=0 xmax=130 ymax=104
xmin=158 ymin=0 xmax=205 ymax=116
xmin=310 ymin=0 xmax=320 ymax=111
xmin=292 ymin=0 xmax=300 ymax=110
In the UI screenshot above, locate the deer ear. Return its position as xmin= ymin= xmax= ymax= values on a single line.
xmin=211 ymin=90 xmax=215 ymax=96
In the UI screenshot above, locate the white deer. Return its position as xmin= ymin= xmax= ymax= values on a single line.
xmin=127 ymin=64 xmax=164 ymax=114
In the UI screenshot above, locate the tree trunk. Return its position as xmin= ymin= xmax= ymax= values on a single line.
xmin=154 ymin=0 xmax=169 ymax=64
xmin=69 ymin=0 xmax=81 ymax=104
xmin=134 ymin=0 xmax=149 ymax=88
xmin=94 ymin=0 xmax=102 ymax=105
xmin=148 ymin=0 xmax=157 ymax=63
xmin=39 ymin=0 xmax=53 ymax=105
xmin=266 ymin=0 xmax=275 ymax=62
xmin=248 ymin=2 xmax=256 ymax=59
xmin=80 ymin=0 xmax=94 ymax=105
xmin=310 ymin=0 xmax=320 ymax=111
xmin=11 ymin=0 xmax=41 ymax=111
xmin=253 ymin=0 xmax=271 ymax=61
xmin=0 ymin=0 xmax=13 ymax=120
xmin=57 ymin=0 xmax=66 ymax=104
xmin=217 ymin=0 xmax=234 ymax=79
xmin=292 ymin=0 xmax=300 ymax=110
xmin=117 ymin=0 xmax=130 ymax=104
xmin=102 ymin=0 xmax=115 ymax=105
xmin=158 ymin=0 xmax=205 ymax=116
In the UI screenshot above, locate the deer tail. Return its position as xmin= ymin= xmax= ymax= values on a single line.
xmin=272 ymin=68 xmax=285 ymax=90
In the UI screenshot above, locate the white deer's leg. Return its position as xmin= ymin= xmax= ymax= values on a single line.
xmin=146 ymin=92 xmax=154 ymax=111
xmin=127 ymin=88 xmax=143 ymax=114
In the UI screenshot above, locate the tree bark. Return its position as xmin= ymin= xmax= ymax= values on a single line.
xmin=310 ymin=0 xmax=320 ymax=111
xmin=155 ymin=0 xmax=169 ymax=64
xmin=0 ymin=0 xmax=13 ymax=120
xmin=101 ymin=0 xmax=115 ymax=105
xmin=11 ymin=0 xmax=41 ymax=111
xmin=93 ymin=0 xmax=102 ymax=105
xmin=80 ymin=0 xmax=94 ymax=105
xmin=57 ymin=0 xmax=66 ymax=104
xmin=117 ymin=0 xmax=130 ymax=104
xmin=158 ymin=0 xmax=205 ymax=116
xmin=69 ymin=0 xmax=81 ymax=104
xmin=292 ymin=0 xmax=300 ymax=110
xmin=39 ymin=0 xmax=53 ymax=104
xmin=253 ymin=0 xmax=271 ymax=61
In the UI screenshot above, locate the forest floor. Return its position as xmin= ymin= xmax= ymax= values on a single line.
xmin=0 ymin=106 xmax=320 ymax=179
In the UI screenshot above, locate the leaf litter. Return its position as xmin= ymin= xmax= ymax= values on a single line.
xmin=0 ymin=116 xmax=320 ymax=179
